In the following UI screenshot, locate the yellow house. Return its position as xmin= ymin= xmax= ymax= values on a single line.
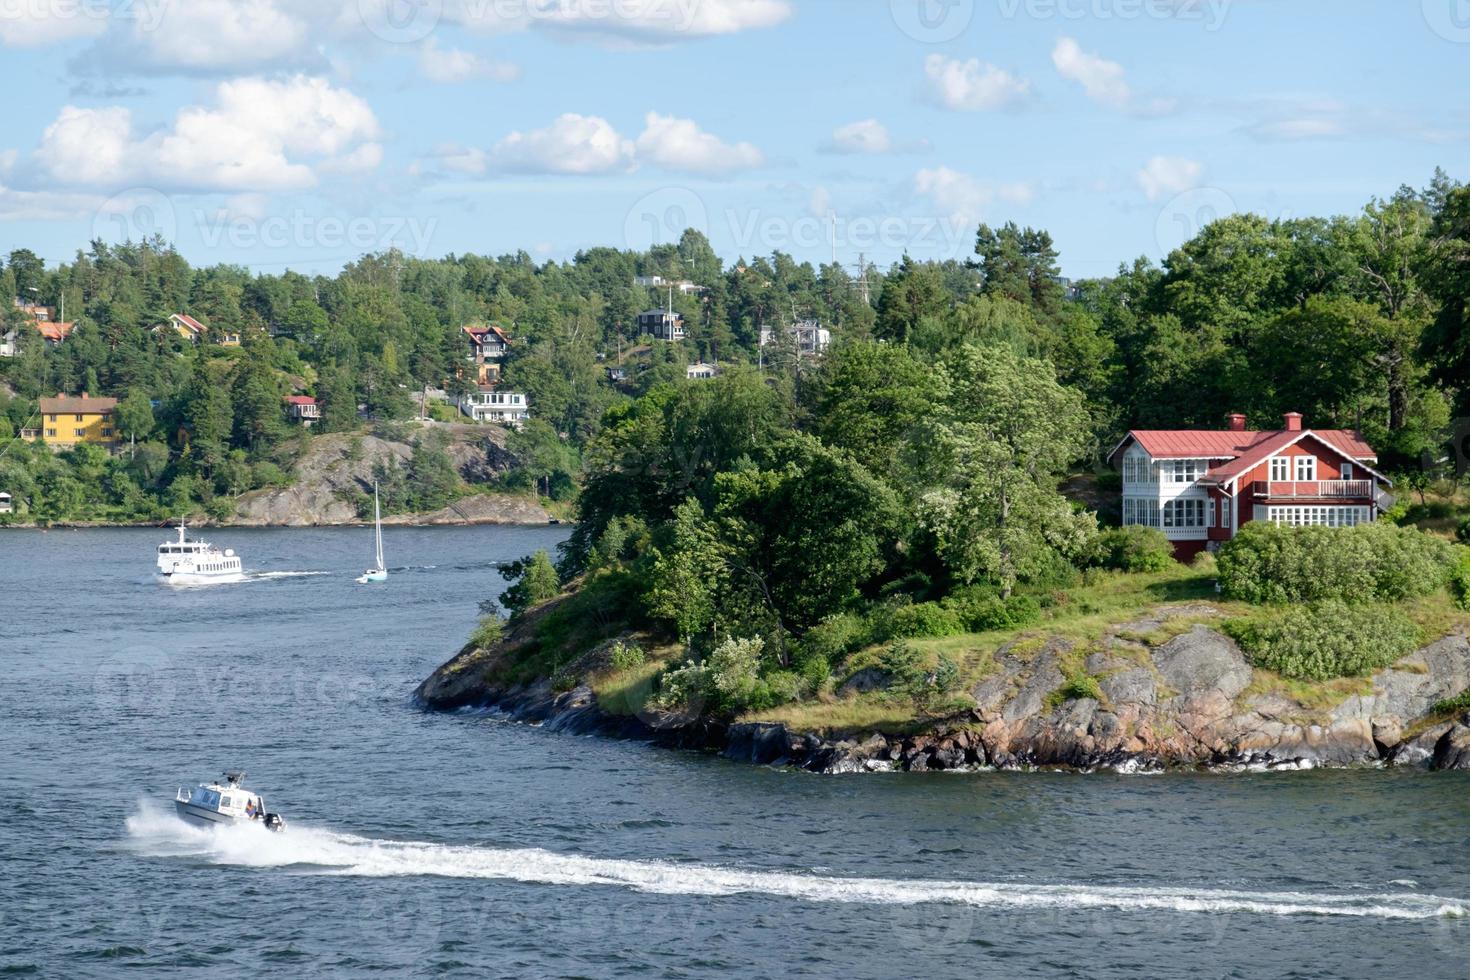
xmin=27 ymin=393 xmax=120 ymax=450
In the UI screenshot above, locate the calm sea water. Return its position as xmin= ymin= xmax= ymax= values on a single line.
xmin=2 ymin=526 xmax=1469 ymax=979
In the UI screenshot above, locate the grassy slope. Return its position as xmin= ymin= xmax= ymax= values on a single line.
xmin=470 ymin=561 xmax=1470 ymax=740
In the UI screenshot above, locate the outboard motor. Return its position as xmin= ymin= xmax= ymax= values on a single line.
xmin=263 ymin=812 xmax=287 ymax=833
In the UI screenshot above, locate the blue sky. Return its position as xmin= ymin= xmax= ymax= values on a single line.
xmin=0 ymin=0 xmax=1465 ymax=278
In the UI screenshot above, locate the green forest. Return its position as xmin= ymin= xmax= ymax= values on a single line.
xmin=0 ymin=168 xmax=1467 ymax=565
xmin=408 ymin=170 xmax=1470 ymax=726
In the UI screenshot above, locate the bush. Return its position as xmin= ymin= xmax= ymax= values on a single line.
xmin=1217 ymin=521 xmax=1455 ymax=605
xmin=609 ymin=640 xmax=646 ymax=672
xmin=1458 ymin=517 xmax=1470 ymax=545
xmin=797 ymin=612 xmax=871 ymax=664
xmin=887 ymin=601 xmax=966 ymax=639
xmin=1094 ymin=525 xmax=1175 ymax=573
xmin=1223 ymin=601 xmax=1420 ymax=681
xmin=1451 ymin=551 xmax=1470 ymax=612
xmin=878 ymin=643 xmax=963 ymax=711
xmin=469 ymin=615 xmax=505 ymax=650
xmin=655 ymin=636 xmax=803 ymax=717
xmin=1433 ymin=687 xmax=1470 ymax=716
xmin=943 ymin=590 xmax=1042 ymax=633
xmin=1049 ymin=672 xmax=1104 ymax=707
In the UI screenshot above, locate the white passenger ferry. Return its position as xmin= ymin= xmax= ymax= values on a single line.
xmin=156 ymin=522 xmax=246 ymax=585
xmin=175 ymin=772 xmax=287 ymax=832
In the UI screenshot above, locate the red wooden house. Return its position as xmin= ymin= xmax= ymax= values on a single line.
xmin=1108 ymin=412 xmax=1395 ymax=561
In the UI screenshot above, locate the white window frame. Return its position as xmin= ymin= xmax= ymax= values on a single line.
xmin=1270 ymin=457 xmax=1289 ymax=482
xmin=1295 ymin=455 xmax=1316 ymax=481
xmin=1341 ymin=462 xmax=1353 ymax=481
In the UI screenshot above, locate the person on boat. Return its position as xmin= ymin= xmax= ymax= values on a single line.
xmin=245 ymin=798 xmax=257 ymax=818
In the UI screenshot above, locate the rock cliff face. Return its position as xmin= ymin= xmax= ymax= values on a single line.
xmin=233 ymin=426 xmax=549 ymax=526
xmin=414 ymin=605 xmax=1470 ymax=774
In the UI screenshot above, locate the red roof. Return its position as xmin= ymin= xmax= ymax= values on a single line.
xmin=284 ymin=395 xmax=317 ymax=406
xmin=1115 ymin=427 xmax=1376 ymax=462
xmin=463 ymin=324 xmax=510 ymax=342
xmin=172 ymin=313 xmax=207 ymax=334
xmin=35 ymin=321 xmax=75 ymax=343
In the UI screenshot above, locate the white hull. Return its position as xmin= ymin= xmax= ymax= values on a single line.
xmin=174 ymin=799 xmax=245 ymax=827
xmin=160 ymin=569 xmax=247 ymax=586
xmin=157 ymin=522 xmax=244 ymax=585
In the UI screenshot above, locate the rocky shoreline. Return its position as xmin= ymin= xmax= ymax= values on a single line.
xmin=414 ymin=607 xmax=1470 ymax=774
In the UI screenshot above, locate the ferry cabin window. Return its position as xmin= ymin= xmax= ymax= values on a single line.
xmin=221 ymin=797 xmax=232 ymax=809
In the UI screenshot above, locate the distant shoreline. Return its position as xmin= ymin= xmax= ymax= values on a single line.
xmin=0 ymin=516 xmax=571 ymax=530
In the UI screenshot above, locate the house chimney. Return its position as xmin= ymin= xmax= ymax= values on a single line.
xmin=1283 ymin=412 xmax=1303 ymax=432
xmin=1226 ymin=413 xmax=1247 ymax=432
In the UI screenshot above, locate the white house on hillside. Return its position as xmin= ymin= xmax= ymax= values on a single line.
xmin=458 ymin=388 xmax=530 ymax=428
xmin=760 ymin=319 xmax=831 ymax=357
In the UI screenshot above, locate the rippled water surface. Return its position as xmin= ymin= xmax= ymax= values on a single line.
xmin=3 ymin=526 xmax=1469 ymax=978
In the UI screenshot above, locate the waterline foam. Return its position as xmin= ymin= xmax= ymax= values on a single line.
xmin=123 ymin=804 xmax=1465 ymax=920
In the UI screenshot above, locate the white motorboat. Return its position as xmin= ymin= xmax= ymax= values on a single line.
xmin=157 ymin=522 xmax=245 ymax=585
xmin=356 ymin=484 xmax=388 ymax=584
xmin=174 ymin=772 xmax=287 ymax=832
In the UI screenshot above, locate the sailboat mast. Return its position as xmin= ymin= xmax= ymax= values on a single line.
xmin=374 ymin=485 xmax=384 ymax=569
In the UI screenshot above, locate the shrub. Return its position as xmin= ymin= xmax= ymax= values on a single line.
xmin=1049 ymin=672 xmax=1104 ymax=707
xmin=1451 ymin=551 xmax=1470 ymax=612
xmin=1433 ymin=687 xmax=1470 ymax=716
xmin=796 ymin=612 xmax=871 ymax=664
xmin=1094 ymin=525 xmax=1175 ymax=572
xmin=609 ymin=640 xmax=646 ymax=673
xmin=878 ymin=643 xmax=963 ymax=711
xmin=469 ymin=615 xmax=505 ymax=650
xmin=1458 ymin=517 xmax=1470 ymax=545
xmin=1025 ymin=550 xmax=1083 ymax=591
xmin=887 ymin=601 xmax=966 ymax=639
xmin=943 ymin=592 xmax=1042 ymax=633
xmin=1217 ymin=521 xmax=1455 ymax=605
xmin=1223 ymin=601 xmax=1420 ymax=681
xmin=655 ymin=636 xmax=802 ymax=717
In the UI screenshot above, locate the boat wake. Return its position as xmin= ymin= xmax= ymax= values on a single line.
xmin=247 ymin=571 xmax=332 ymax=581
xmin=122 ymin=804 xmax=1465 ymax=920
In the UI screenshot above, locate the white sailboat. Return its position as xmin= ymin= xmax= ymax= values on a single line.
xmin=356 ymin=485 xmax=388 ymax=584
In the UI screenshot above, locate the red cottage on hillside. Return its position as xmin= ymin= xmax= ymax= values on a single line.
xmin=1107 ymin=412 xmax=1395 ymax=561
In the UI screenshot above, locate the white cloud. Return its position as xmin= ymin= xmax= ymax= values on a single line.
xmin=35 ymin=75 xmax=382 ymax=191
xmin=459 ymin=0 xmax=792 ymax=42
xmin=809 ymin=185 xmax=831 ymax=218
xmin=86 ymin=0 xmax=316 ymax=74
xmin=0 ymin=181 xmax=102 ymax=221
xmin=635 ymin=112 xmax=763 ymax=176
xmin=492 ymin=113 xmax=636 ymax=175
xmin=915 ymin=166 xmax=1033 ymax=227
xmin=432 ymin=143 xmax=490 ymax=175
xmin=915 ymin=166 xmax=990 ymax=227
xmin=0 ymin=4 xmax=107 ymax=46
xmin=1245 ymin=115 xmax=1348 ymax=141
xmin=1051 ymin=37 xmax=1175 ymax=116
xmin=924 ymin=54 xmax=1030 ymax=112
xmin=419 ymin=36 xmax=520 ymax=83
xmin=827 ymin=119 xmax=892 ymax=155
xmin=1136 ymin=155 xmax=1203 ymax=200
